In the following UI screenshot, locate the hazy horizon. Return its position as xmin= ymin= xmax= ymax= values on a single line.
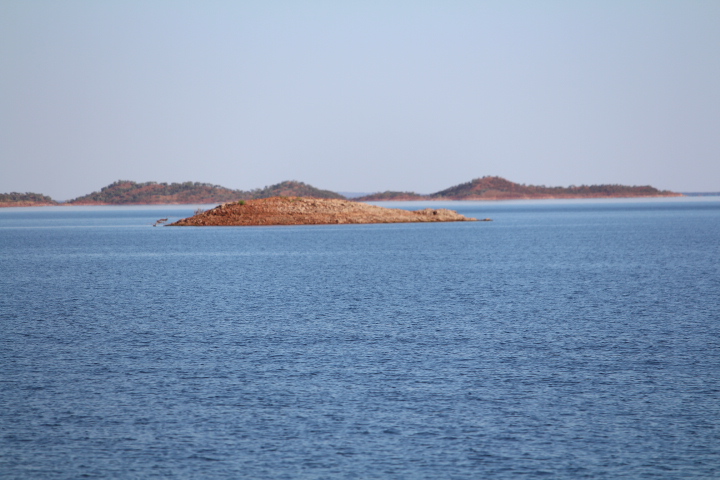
xmin=2 ymin=1 xmax=719 ymax=200
xmin=2 ymin=175 xmax=709 ymax=203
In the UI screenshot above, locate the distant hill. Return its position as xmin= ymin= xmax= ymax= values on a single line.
xmin=0 ymin=192 xmax=57 ymax=207
xmin=354 ymin=191 xmax=428 ymax=201
xmin=433 ymin=176 xmax=680 ymax=200
xmin=66 ymin=180 xmax=245 ymax=205
xmin=247 ymin=181 xmax=344 ymax=200
xmin=358 ymin=176 xmax=681 ymax=201
xmin=66 ymin=180 xmax=345 ymax=205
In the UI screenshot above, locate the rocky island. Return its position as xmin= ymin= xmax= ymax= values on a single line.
xmin=168 ymin=197 xmax=478 ymax=226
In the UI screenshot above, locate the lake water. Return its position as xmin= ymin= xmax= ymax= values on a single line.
xmin=1 ymin=198 xmax=719 ymax=479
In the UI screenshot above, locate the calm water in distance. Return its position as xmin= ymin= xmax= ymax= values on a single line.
xmin=1 ymin=198 xmax=719 ymax=479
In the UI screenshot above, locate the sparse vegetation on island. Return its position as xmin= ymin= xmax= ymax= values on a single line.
xmin=356 ymin=176 xmax=682 ymax=201
xmin=67 ymin=180 xmax=241 ymax=205
xmin=65 ymin=180 xmax=343 ymax=205
xmin=355 ymin=191 xmax=428 ymax=201
xmin=0 ymin=192 xmax=57 ymax=207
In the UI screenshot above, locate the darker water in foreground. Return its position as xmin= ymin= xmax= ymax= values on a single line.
xmin=1 ymin=199 xmax=719 ymax=479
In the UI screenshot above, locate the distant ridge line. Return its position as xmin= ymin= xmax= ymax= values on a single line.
xmin=0 ymin=176 xmax=683 ymax=207
xmin=355 ymin=176 xmax=681 ymax=201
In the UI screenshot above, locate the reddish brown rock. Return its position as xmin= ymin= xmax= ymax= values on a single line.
xmin=168 ymin=197 xmax=477 ymax=226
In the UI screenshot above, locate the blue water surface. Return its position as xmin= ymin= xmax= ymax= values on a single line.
xmin=1 ymin=198 xmax=719 ymax=479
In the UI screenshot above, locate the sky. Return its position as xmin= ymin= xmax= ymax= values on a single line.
xmin=1 ymin=1 xmax=719 ymax=200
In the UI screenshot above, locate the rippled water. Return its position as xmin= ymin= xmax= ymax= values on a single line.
xmin=1 ymin=199 xmax=719 ymax=479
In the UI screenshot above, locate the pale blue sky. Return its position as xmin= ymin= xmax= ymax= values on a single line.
xmin=2 ymin=1 xmax=719 ymax=199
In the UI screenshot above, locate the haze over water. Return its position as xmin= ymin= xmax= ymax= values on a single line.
xmin=1 ymin=198 xmax=719 ymax=479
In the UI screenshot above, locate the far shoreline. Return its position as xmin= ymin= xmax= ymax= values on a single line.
xmin=1 ymin=176 xmax=691 ymax=207
xmin=2 ymin=193 xmax=706 ymax=209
